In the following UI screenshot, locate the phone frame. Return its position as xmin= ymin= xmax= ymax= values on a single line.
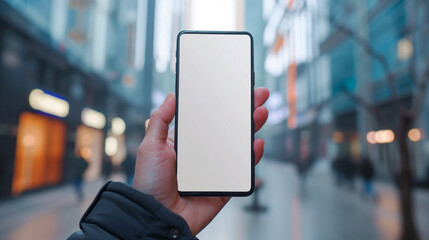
xmin=174 ymin=30 xmax=255 ymax=197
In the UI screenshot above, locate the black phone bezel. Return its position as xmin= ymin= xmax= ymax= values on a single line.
xmin=175 ymin=30 xmax=255 ymax=197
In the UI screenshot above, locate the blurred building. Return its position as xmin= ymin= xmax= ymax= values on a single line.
xmin=152 ymin=0 xmax=245 ymax=107
xmin=4 ymin=0 xmax=427 ymax=200
xmin=0 ymin=0 xmax=161 ymax=199
xmin=262 ymin=0 xmax=429 ymax=182
xmin=261 ymin=0 xmax=328 ymax=167
xmin=319 ymin=0 xmax=429 ymax=181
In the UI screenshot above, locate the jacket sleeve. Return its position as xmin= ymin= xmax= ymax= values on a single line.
xmin=67 ymin=181 xmax=197 ymax=240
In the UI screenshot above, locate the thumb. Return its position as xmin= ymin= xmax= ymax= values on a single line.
xmin=145 ymin=93 xmax=176 ymax=142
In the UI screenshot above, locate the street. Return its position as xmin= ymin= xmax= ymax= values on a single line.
xmin=1 ymin=159 xmax=428 ymax=240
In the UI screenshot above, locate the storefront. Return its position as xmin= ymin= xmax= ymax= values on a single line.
xmin=12 ymin=112 xmax=66 ymax=196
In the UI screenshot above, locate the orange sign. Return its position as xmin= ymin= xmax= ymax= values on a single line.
xmin=12 ymin=112 xmax=66 ymax=195
xmin=287 ymin=0 xmax=295 ymax=9
xmin=287 ymin=62 xmax=297 ymax=129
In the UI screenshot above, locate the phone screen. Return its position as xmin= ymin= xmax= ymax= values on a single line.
xmin=175 ymin=31 xmax=254 ymax=196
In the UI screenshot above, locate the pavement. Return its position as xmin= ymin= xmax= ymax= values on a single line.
xmin=0 ymin=159 xmax=428 ymax=240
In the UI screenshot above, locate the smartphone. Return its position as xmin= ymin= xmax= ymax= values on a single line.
xmin=175 ymin=31 xmax=254 ymax=196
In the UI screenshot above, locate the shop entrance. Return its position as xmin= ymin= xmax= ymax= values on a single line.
xmin=74 ymin=125 xmax=103 ymax=180
xmin=12 ymin=112 xmax=66 ymax=196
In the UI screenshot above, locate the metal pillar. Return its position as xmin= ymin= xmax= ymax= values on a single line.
xmin=142 ymin=0 xmax=156 ymax=123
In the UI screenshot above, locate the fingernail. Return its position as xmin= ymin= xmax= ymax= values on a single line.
xmin=164 ymin=93 xmax=174 ymax=103
xmin=145 ymin=119 xmax=150 ymax=130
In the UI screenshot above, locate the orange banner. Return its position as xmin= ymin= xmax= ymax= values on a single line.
xmin=287 ymin=62 xmax=297 ymax=129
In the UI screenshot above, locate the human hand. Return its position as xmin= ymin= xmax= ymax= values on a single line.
xmin=133 ymin=87 xmax=270 ymax=235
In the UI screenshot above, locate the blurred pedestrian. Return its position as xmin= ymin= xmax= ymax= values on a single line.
xmin=122 ymin=151 xmax=136 ymax=185
xmin=72 ymin=154 xmax=88 ymax=201
xmin=102 ymin=156 xmax=112 ymax=182
xmin=296 ymin=153 xmax=315 ymax=197
xmin=297 ymin=155 xmax=313 ymax=182
xmin=424 ymin=165 xmax=429 ymax=188
xmin=342 ymin=156 xmax=357 ymax=190
xmin=332 ymin=155 xmax=344 ymax=187
xmin=332 ymin=155 xmax=357 ymax=190
xmin=359 ymin=156 xmax=376 ymax=199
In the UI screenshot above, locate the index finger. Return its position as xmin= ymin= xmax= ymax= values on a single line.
xmin=254 ymin=87 xmax=269 ymax=109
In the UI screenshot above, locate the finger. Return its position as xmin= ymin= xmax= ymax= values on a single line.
xmin=254 ymin=87 xmax=269 ymax=109
xmin=146 ymin=93 xmax=176 ymax=142
xmin=254 ymin=138 xmax=265 ymax=165
xmin=167 ymin=128 xmax=175 ymax=147
xmin=168 ymin=127 xmax=175 ymax=140
xmin=254 ymin=106 xmax=268 ymax=132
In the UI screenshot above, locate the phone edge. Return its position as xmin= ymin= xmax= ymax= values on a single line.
xmin=175 ymin=30 xmax=255 ymax=197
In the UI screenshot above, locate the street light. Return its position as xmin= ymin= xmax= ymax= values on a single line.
xmin=367 ymin=130 xmax=395 ymax=144
xmin=111 ymin=117 xmax=126 ymax=135
xmin=397 ymin=37 xmax=413 ymax=60
xmin=105 ymin=136 xmax=118 ymax=156
xmin=81 ymin=108 xmax=106 ymax=129
xmin=374 ymin=130 xmax=395 ymax=144
xmin=332 ymin=131 xmax=345 ymax=143
xmin=366 ymin=131 xmax=377 ymax=144
xmin=29 ymin=89 xmax=69 ymax=118
xmin=408 ymin=128 xmax=422 ymax=142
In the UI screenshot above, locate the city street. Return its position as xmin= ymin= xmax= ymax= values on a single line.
xmin=1 ymin=159 xmax=428 ymax=240
xmin=1 ymin=1 xmax=429 ymax=239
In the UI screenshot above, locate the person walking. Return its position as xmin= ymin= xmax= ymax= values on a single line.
xmin=71 ymin=154 xmax=88 ymax=201
xmin=360 ymin=156 xmax=376 ymax=199
xmin=122 ymin=150 xmax=136 ymax=185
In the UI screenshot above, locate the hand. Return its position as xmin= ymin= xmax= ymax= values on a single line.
xmin=134 ymin=87 xmax=270 ymax=235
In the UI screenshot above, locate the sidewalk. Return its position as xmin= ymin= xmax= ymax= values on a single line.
xmin=197 ymin=159 xmax=429 ymax=240
xmin=0 ymin=179 xmax=105 ymax=240
xmin=0 ymin=161 xmax=428 ymax=240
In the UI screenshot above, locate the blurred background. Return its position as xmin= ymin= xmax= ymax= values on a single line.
xmin=0 ymin=0 xmax=429 ymax=239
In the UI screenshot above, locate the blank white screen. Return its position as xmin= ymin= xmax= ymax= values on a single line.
xmin=177 ymin=33 xmax=252 ymax=192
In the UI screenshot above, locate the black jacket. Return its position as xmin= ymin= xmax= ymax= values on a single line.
xmin=68 ymin=182 xmax=197 ymax=240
